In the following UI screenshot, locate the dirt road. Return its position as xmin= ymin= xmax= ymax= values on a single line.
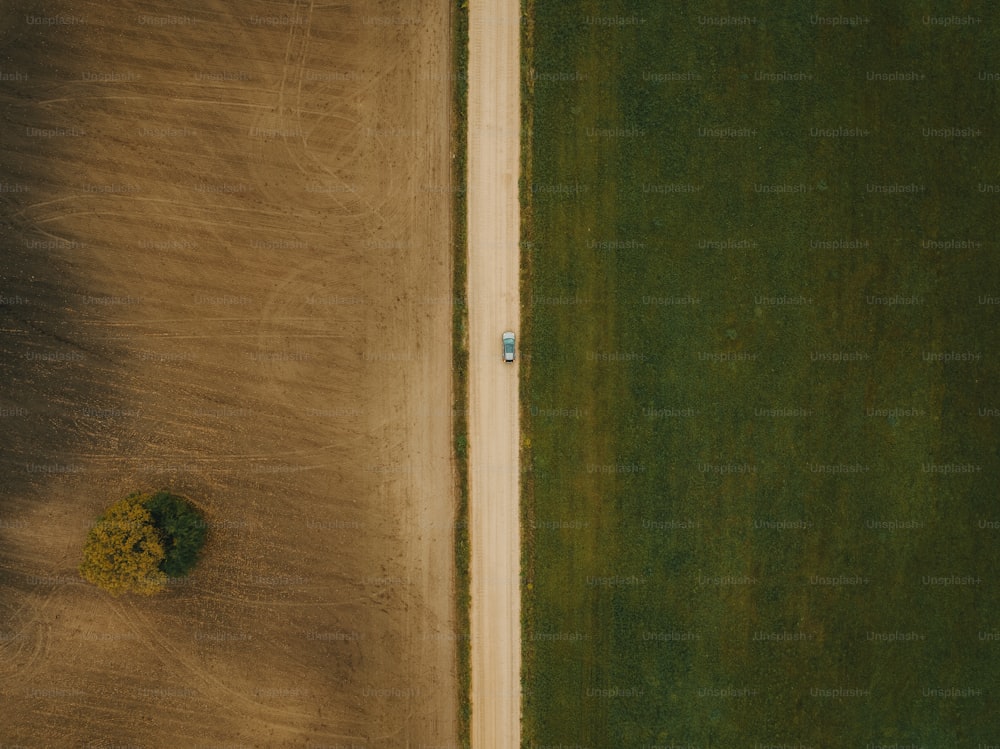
xmin=467 ymin=0 xmax=522 ymax=746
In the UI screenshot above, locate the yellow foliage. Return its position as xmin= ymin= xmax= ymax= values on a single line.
xmin=79 ymin=494 xmax=167 ymax=596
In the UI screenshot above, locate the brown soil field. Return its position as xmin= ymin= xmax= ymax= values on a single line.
xmin=0 ymin=1 xmax=459 ymax=746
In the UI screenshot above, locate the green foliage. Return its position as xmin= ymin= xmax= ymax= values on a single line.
xmin=143 ymin=491 xmax=207 ymax=578
xmin=79 ymin=491 xmax=207 ymax=596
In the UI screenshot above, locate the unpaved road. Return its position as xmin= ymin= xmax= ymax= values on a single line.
xmin=467 ymin=0 xmax=522 ymax=747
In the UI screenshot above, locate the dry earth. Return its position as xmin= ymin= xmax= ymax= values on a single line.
xmin=0 ymin=1 xmax=458 ymax=746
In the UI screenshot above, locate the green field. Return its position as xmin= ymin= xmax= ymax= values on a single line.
xmin=521 ymin=1 xmax=1000 ymax=746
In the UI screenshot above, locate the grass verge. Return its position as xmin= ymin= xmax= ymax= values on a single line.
xmin=518 ymin=0 xmax=536 ymax=746
xmin=451 ymin=0 xmax=471 ymax=746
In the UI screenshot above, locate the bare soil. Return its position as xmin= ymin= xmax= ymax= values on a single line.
xmin=0 ymin=1 xmax=458 ymax=746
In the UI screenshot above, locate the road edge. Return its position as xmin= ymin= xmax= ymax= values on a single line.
xmin=518 ymin=0 xmax=536 ymax=745
xmin=451 ymin=0 xmax=472 ymax=746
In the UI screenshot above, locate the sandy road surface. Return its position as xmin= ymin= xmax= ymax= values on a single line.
xmin=468 ymin=0 xmax=522 ymax=747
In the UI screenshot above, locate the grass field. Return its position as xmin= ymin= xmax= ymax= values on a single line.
xmin=522 ymin=1 xmax=1000 ymax=746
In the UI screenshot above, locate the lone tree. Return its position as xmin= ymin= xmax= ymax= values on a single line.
xmin=80 ymin=491 xmax=207 ymax=596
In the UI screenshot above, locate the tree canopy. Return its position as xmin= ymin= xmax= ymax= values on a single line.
xmin=79 ymin=491 xmax=206 ymax=596
xmin=144 ymin=491 xmax=207 ymax=578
